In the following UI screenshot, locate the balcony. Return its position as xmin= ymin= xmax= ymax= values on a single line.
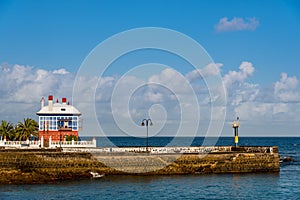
xmin=58 ymin=127 xmax=72 ymax=131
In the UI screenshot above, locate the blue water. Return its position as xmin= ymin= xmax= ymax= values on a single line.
xmin=1 ymin=137 xmax=299 ymax=199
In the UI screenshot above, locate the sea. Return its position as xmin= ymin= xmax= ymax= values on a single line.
xmin=0 ymin=137 xmax=299 ymax=200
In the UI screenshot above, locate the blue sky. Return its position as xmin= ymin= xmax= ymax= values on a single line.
xmin=1 ymin=0 xmax=300 ymax=81
xmin=0 ymin=0 xmax=300 ymax=136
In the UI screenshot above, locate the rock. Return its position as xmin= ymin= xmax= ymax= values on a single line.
xmin=280 ymin=156 xmax=292 ymax=162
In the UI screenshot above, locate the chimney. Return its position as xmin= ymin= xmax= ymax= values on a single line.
xmin=62 ymin=97 xmax=67 ymax=105
xmin=48 ymin=95 xmax=53 ymax=111
xmin=41 ymin=97 xmax=45 ymax=109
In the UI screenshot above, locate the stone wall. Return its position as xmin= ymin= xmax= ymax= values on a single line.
xmin=0 ymin=146 xmax=280 ymax=184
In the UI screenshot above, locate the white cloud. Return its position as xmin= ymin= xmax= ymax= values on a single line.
xmin=1 ymin=62 xmax=300 ymax=136
xmin=0 ymin=64 xmax=74 ymax=123
xmin=215 ymin=17 xmax=259 ymax=32
xmin=273 ymin=103 xmax=289 ymax=115
xmin=230 ymin=82 xmax=260 ymax=106
xmin=149 ymin=68 xmax=189 ymax=93
xmin=274 ymin=73 xmax=300 ymax=102
xmin=220 ymin=62 xmax=260 ymax=125
xmin=53 ymin=68 xmax=70 ymax=75
xmin=222 ymin=64 xmax=300 ymax=133
xmin=233 ymin=102 xmax=300 ymax=123
xmin=223 ymin=61 xmax=255 ymax=88
xmin=186 ymin=63 xmax=223 ymax=82
xmin=144 ymin=90 xmax=164 ymax=103
xmin=95 ymin=76 xmax=116 ymax=102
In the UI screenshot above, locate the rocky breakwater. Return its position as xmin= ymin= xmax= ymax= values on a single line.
xmin=91 ymin=146 xmax=280 ymax=174
xmin=0 ymin=149 xmax=110 ymax=184
xmin=0 ymin=146 xmax=279 ymax=184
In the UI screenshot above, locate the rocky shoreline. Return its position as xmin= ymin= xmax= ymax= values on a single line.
xmin=0 ymin=147 xmax=280 ymax=185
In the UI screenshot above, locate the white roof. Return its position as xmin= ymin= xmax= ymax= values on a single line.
xmin=36 ymin=103 xmax=81 ymax=115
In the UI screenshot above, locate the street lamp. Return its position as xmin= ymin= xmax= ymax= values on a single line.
xmin=141 ymin=118 xmax=153 ymax=152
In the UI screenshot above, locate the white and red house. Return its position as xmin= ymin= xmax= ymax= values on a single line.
xmin=0 ymin=95 xmax=96 ymax=148
xmin=36 ymin=95 xmax=81 ymax=143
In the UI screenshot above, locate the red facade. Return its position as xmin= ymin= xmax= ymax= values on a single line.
xmin=39 ymin=130 xmax=79 ymax=141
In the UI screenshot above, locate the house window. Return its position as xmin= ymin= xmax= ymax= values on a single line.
xmin=39 ymin=115 xmax=79 ymax=131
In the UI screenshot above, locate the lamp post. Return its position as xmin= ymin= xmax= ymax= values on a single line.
xmin=141 ymin=118 xmax=153 ymax=152
xmin=232 ymin=116 xmax=240 ymax=148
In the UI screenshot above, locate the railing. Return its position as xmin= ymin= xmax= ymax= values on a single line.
xmin=0 ymin=138 xmax=96 ymax=149
xmin=0 ymin=140 xmax=40 ymax=148
xmin=64 ymin=146 xmax=277 ymax=154
xmin=49 ymin=139 xmax=96 ymax=148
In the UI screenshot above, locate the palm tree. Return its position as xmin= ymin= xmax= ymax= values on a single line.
xmin=0 ymin=120 xmax=15 ymax=140
xmin=15 ymin=118 xmax=38 ymax=141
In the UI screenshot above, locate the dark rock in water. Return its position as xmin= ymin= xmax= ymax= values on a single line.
xmin=280 ymin=156 xmax=292 ymax=162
